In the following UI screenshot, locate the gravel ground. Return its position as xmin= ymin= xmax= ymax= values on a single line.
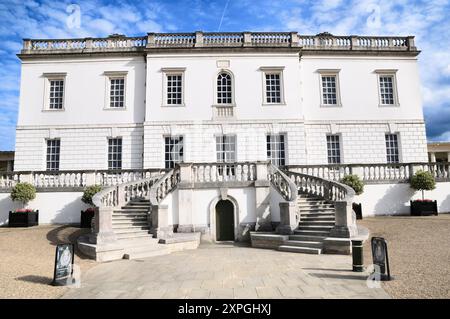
xmin=0 ymin=225 xmax=96 ymax=299
xmin=359 ymin=215 xmax=450 ymax=299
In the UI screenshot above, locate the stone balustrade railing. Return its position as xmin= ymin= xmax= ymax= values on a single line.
xmin=148 ymin=167 xmax=181 ymax=204
xmin=192 ymin=162 xmax=256 ymax=183
xmin=0 ymin=169 xmax=166 ymax=190
xmin=286 ymin=162 xmax=450 ymax=183
xmin=21 ymin=32 xmax=417 ymax=54
xmin=268 ymin=164 xmax=298 ymax=202
xmin=284 ymin=170 xmax=355 ymax=202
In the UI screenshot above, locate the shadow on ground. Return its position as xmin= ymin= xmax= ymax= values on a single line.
xmin=46 ymin=225 xmax=92 ymax=260
xmin=16 ymin=275 xmax=53 ymax=285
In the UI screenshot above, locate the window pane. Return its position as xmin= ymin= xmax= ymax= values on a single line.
xmin=164 ymin=136 xmax=184 ymax=169
xmin=379 ymin=76 xmax=395 ymax=105
xmin=265 ymin=73 xmax=282 ymax=103
xmin=167 ymin=74 xmax=183 ymax=105
xmin=266 ymin=134 xmax=286 ymax=166
xmin=321 ymin=75 xmax=337 ymax=105
xmin=326 ymin=135 xmax=341 ymax=164
xmin=217 ymin=73 xmax=232 ymax=104
xmin=46 ymin=139 xmax=61 ymax=171
xmin=49 ymin=80 xmax=64 ymax=109
xmin=108 ymin=138 xmax=122 ymax=170
xmin=385 ymin=134 xmax=399 ymax=163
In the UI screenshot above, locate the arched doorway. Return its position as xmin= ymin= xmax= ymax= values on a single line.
xmin=215 ymin=200 xmax=235 ymax=241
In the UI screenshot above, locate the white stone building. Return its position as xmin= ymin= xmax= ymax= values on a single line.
xmin=15 ymin=32 xmax=427 ymax=171
xmin=3 ymin=32 xmax=447 ymax=260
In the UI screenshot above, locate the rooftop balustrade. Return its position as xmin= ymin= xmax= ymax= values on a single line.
xmin=20 ymin=32 xmax=417 ymax=55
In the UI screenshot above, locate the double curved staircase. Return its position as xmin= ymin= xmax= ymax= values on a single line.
xmin=87 ymin=162 xmax=355 ymax=260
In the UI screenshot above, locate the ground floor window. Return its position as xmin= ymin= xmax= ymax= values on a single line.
xmin=326 ymin=134 xmax=341 ymax=164
xmin=108 ymin=137 xmax=122 ymax=170
xmin=46 ymin=139 xmax=60 ymax=171
xmin=385 ymin=133 xmax=400 ymax=163
xmin=165 ymin=136 xmax=184 ymax=169
xmin=216 ymin=135 xmax=236 ymax=163
xmin=267 ymin=134 xmax=286 ymax=166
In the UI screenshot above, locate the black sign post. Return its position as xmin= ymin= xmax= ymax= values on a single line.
xmin=52 ymin=243 xmax=75 ymax=286
xmin=371 ymin=237 xmax=392 ymax=281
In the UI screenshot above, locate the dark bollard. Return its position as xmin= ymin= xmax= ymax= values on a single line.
xmin=351 ymin=239 xmax=364 ymax=272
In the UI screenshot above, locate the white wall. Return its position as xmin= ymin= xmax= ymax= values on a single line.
xmin=144 ymin=122 xmax=306 ymax=168
xmin=355 ymin=182 xmax=450 ymax=216
xmin=146 ymin=53 xmax=303 ymax=122
xmin=304 ymin=121 xmax=428 ymax=164
xmin=0 ymin=192 xmax=89 ymax=226
xmin=18 ymin=56 xmax=146 ymax=127
xmin=14 ymin=126 xmax=144 ymax=171
xmin=301 ymin=55 xmax=424 ymax=121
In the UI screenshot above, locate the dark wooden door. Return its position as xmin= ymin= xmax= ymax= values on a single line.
xmin=215 ymin=200 xmax=234 ymax=241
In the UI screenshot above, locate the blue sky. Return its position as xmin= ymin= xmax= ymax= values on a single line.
xmin=0 ymin=0 xmax=449 ymax=150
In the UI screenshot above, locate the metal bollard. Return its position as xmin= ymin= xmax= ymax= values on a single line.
xmin=351 ymin=239 xmax=364 ymax=272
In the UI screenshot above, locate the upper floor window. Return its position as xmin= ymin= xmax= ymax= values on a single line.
xmin=318 ymin=70 xmax=341 ymax=107
xmin=162 ymin=68 xmax=185 ymax=106
xmin=217 ymin=72 xmax=233 ymax=105
xmin=267 ymin=134 xmax=286 ymax=166
xmin=216 ymin=135 xmax=236 ymax=163
xmin=164 ymin=136 xmax=184 ymax=169
xmin=43 ymin=73 xmax=66 ymax=111
xmin=385 ymin=133 xmax=400 ymax=163
xmin=108 ymin=137 xmax=122 ymax=170
xmin=109 ymin=77 xmax=125 ymax=108
xmin=260 ymin=67 xmax=285 ymax=105
xmin=104 ymin=71 xmax=127 ymax=109
xmin=376 ymin=70 xmax=399 ymax=106
xmin=46 ymin=139 xmax=60 ymax=171
xmin=326 ymin=134 xmax=341 ymax=164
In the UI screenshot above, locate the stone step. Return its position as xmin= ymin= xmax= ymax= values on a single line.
xmin=113 ymin=212 xmax=148 ymax=216
xmin=112 ymin=225 xmax=150 ymax=231
xmin=122 ymin=205 xmax=150 ymax=210
xmin=116 ymin=232 xmax=153 ymax=240
xmin=114 ymin=228 xmax=150 ymax=235
xmin=300 ymin=216 xmax=335 ymax=222
xmin=112 ymin=217 xmax=148 ymax=222
xmin=299 ymin=221 xmax=335 ymax=226
xmin=294 ymin=229 xmax=330 ymax=237
xmin=129 ymin=200 xmax=150 ymax=204
xmin=123 ymin=246 xmax=169 ymax=260
xmin=117 ymin=237 xmax=158 ymax=245
xmin=112 ymin=220 xmax=148 ymax=226
xmin=299 ymin=207 xmax=335 ymax=213
xmin=297 ymin=225 xmax=334 ymax=232
xmin=300 ymin=213 xmax=335 ymax=218
xmin=289 ymin=234 xmax=326 ymax=242
xmin=114 ymin=208 xmax=149 ymax=213
xmin=282 ymin=240 xmax=323 ymax=248
xmin=278 ymin=245 xmax=322 ymax=254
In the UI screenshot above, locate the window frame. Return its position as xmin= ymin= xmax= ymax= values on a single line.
xmin=107 ymin=137 xmax=123 ymax=170
xmin=104 ymin=71 xmax=127 ymax=110
xmin=260 ymin=67 xmax=285 ymax=106
xmin=318 ymin=69 xmax=342 ymax=107
xmin=162 ymin=67 xmax=186 ymax=107
xmin=376 ymin=70 xmax=399 ymax=107
xmin=213 ymin=70 xmax=235 ymax=107
xmin=385 ymin=133 xmax=401 ymax=164
xmin=215 ymin=134 xmax=237 ymax=163
xmin=326 ymin=134 xmax=342 ymax=165
xmin=266 ymin=133 xmax=287 ymax=166
xmin=45 ymin=138 xmax=61 ymax=171
xmin=42 ymin=73 xmax=67 ymax=111
xmin=164 ymin=135 xmax=184 ymax=169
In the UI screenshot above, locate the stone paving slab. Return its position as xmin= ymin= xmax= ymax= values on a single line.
xmin=62 ymin=244 xmax=390 ymax=299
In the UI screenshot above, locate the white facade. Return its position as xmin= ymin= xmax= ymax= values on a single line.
xmin=14 ymin=32 xmax=428 ymax=171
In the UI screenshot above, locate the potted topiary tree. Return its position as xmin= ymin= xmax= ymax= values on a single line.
xmin=340 ymin=174 xmax=364 ymax=219
xmin=410 ymin=170 xmax=437 ymax=216
xmin=80 ymin=185 xmax=102 ymax=228
xmin=9 ymin=182 xmax=38 ymax=227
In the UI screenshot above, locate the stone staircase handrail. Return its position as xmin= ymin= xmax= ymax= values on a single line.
xmin=283 ymin=170 xmax=355 ymax=203
xmin=268 ymin=164 xmax=298 ymax=202
xmin=148 ymin=167 xmax=181 ymax=205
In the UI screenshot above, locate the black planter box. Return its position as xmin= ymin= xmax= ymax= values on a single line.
xmin=410 ymin=200 xmax=438 ymax=216
xmin=8 ymin=210 xmax=39 ymax=227
xmin=80 ymin=210 xmax=95 ymax=228
xmin=353 ymin=202 xmax=363 ymax=220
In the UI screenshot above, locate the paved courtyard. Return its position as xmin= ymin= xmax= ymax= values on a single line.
xmin=62 ymin=242 xmax=390 ymax=299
